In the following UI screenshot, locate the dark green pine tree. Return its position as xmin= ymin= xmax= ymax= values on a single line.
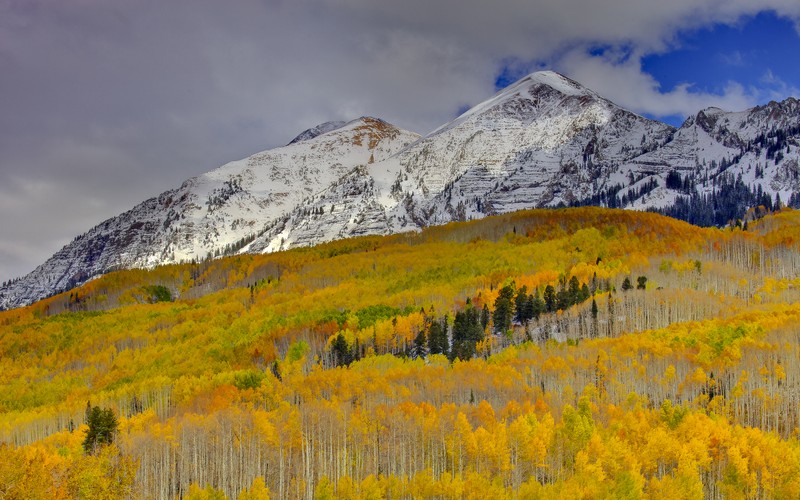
xmin=622 ymin=276 xmax=633 ymax=291
xmin=451 ymin=310 xmax=469 ymax=361
xmin=568 ymin=276 xmax=581 ymax=306
xmin=524 ymin=295 xmax=535 ymax=322
xmin=331 ymin=332 xmax=351 ymax=367
xmin=481 ymin=304 xmax=490 ymax=332
xmin=543 ymin=285 xmax=557 ymax=313
xmin=514 ymin=285 xmax=529 ymax=323
xmin=428 ymin=316 xmax=449 ymax=357
xmin=83 ymin=406 xmax=118 ymax=454
xmin=637 ymin=276 xmax=648 ymax=290
xmin=452 ymin=307 xmax=484 ymax=360
xmin=580 ymin=283 xmax=591 ymax=303
xmin=413 ymin=328 xmax=428 ymax=359
xmin=556 ymin=284 xmax=570 ymax=311
xmin=531 ymin=288 xmax=545 ymax=320
xmin=469 ymin=308 xmax=485 ymax=351
xmin=493 ymin=283 xmax=516 ymax=334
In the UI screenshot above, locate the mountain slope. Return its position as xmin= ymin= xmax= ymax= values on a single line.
xmin=8 ymin=207 xmax=800 ymax=498
xmin=3 ymin=71 xmax=800 ymax=309
xmin=617 ymin=97 xmax=800 ymax=212
xmin=250 ymin=74 xmax=800 ymax=253
xmin=0 ymin=117 xmax=419 ymax=309
xmin=392 ymin=71 xmax=674 ymax=221
xmin=247 ymin=71 xmax=675 ymax=252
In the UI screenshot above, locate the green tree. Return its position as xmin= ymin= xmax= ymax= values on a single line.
xmin=514 ymin=285 xmax=529 ymax=323
xmin=427 ymin=316 xmax=449 ymax=357
xmin=83 ymin=406 xmax=118 ymax=454
xmin=142 ymin=285 xmax=172 ymax=303
xmin=493 ymin=283 xmax=515 ymax=333
xmin=531 ymin=288 xmax=545 ymax=320
xmin=331 ymin=333 xmax=351 ymax=367
xmin=233 ymin=370 xmax=264 ymax=390
xmin=637 ymin=275 xmax=647 ymax=290
xmin=568 ymin=276 xmax=581 ymax=305
xmin=452 ymin=307 xmax=483 ymax=360
xmin=556 ymin=282 xmax=571 ymax=310
xmin=413 ymin=328 xmax=428 ymax=359
xmin=523 ymin=295 xmax=535 ymax=322
xmin=580 ymin=283 xmax=591 ymax=303
xmin=621 ymin=277 xmax=633 ymax=291
xmin=543 ymin=285 xmax=557 ymax=313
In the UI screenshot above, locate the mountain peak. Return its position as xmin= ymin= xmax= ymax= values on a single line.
xmin=287 ymin=120 xmax=348 ymax=145
xmin=4 ymin=73 xmax=800 ymax=311
xmin=517 ymin=70 xmax=589 ymax=96
xmin=429 ymin=70 xmax=602 ymax=137
xmin=343 ymin=116 xmax=393 ymax=131
xmin=288 ymin=117 xmax=409 ymax=147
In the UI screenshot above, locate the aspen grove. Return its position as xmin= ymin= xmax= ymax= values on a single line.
xmin=3 ymin=207 xmax=800 ymax=498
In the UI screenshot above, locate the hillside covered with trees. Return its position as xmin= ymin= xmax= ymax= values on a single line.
xmin=2 ymin=207 xmax=800 ymax=498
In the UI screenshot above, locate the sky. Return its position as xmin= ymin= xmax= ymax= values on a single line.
xmin=2 ymin=1 xmax=800 ymax=282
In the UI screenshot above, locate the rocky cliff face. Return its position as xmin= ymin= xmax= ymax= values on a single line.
xmin=3 ymin=72 xmax=800 ymax=309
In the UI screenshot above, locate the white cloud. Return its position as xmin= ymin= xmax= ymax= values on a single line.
xmin=554 ymin=46 xmax=755 ymax=118
xmin=719 ymin=50 xmax=748 ymax=67
xmin=759 ymin=69 xmax=800 ymax=102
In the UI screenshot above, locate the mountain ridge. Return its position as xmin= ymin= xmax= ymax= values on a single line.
xmin=2 ymin=71 xmax=799 ymax=309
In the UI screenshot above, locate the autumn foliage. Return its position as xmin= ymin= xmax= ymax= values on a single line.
xmin=2 ymin=207 xmax=800 ymax=498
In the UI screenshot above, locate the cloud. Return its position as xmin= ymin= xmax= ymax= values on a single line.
xmin=759 ymin=69 xmax=800 ymax=102
xmin=554 ymin=46 xmax=755 ymax=118
xmin=1 ymin=0 xmax=800 ymax=280
xmin=720 ymin=50 xmax=748 ymax=67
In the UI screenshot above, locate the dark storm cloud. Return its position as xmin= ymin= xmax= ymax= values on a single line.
xmin=1 ymin=0 xmax=799 ymax=281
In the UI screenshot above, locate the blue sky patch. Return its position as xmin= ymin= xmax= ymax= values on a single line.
xmin=642 ymin=11 xmax=800 ymax=97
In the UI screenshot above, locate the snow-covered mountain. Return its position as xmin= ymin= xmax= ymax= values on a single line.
xmin=249 ymin=74 xmax=799 ymax=255
xmin=0 ymin=117 xmax=419 ymax=309
xmin=246 ymin=71 xmax=676 ymax=252
xmin=620 ymin=98 xmax=800 ymax=211
xmin=3 ymin=71 xmax=799 ymax=309
xmin=388 ymin=71 xmax=674 ymax=223
xmin=287 ymin=120 xmax=348 ymax=145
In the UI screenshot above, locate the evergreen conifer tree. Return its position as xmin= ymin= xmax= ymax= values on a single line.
xmin=493 ymin=283 xmax=516 ymax=334
xmin=83 ymin=406 xmax=118 ymax=454
xmin=622 ymin=277 xmax=633 ymax=291
xmin=413 ymin=329 xmax=428 ymax=359
xmin=428 ymin=316 xmax=449 ymax=357
xmin=514 ymin=286 xmax=529 ymax=323
xmin=543 ymin=285 xmax=556 ymax=313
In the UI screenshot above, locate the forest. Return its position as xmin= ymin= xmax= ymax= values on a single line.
xmin=573 ymin=122 xmax=800 ymax=228
xmin=2 ymin=206 xmax=800 ymax=498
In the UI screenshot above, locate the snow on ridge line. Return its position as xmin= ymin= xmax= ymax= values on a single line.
xmin=428 ymin=70 xmax=593 ymax=137
xmin=288 ymin=116 xmax=400 ymax=146
xmin=287 ymin=120 xmax=347 ymax=145
xmin=3 ymin=70 xmax=800 ymax=311
xmin=0 ymin=116 xmax=421 ymax=310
